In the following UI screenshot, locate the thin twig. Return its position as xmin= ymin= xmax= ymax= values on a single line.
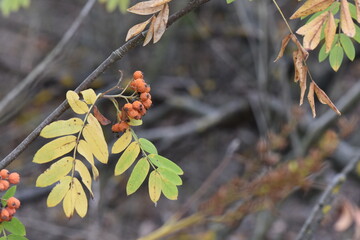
xmin=295 ymin=152 xmax=360 ymax=240
xmin=0 ymin=0 xmax=213 ymax=168
xmin=0 ymin=0 xmax=97 ymax=123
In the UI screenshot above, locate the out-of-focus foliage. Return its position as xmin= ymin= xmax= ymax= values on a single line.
xmin=0 ymin=0 xmax=30 ymax=17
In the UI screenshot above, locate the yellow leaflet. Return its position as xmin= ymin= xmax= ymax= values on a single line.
xmin=111 ymin=130 xmax=132 ymax=154
xmin=75 ymin=160 xmax=93 ymax=197
xmin=82 ymin=123 xmax=108 ymax=164
xmin=47 ymin=176 xmax=72 ymax=207
xmin=73 ymin=178 xmax=88 ymax=218
xmin=114 ymin=142 xmax=140 ymax=176
xmin=40 ymin=118 xmax=83 ymax=138
xmin=161 ymin=178 xmax=178 ymax=200
xmin=148 ymin=170 xmax=162 ymax=204
xmin=87 ymin=113 xmax=102 ymax=132
xmin=77 ymin=140 xmax=99 ymax=179
xmin=33 ymin=135 xmax=77 ymax=164
xmin=63 ymin=182 xmax=76 ymax=218
xmin=80 ymin=89 xmax=97 ymax=105
xmin=66 ymin=90 xmax=89 ymax=114
xmin=36 ymin=156 xmax=74 ymax=187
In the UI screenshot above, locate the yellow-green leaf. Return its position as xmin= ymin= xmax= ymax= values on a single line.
xmin=36 ymin=157 xmax=74 ymax=187
xmin=126 ymin=157 xmax=150 ymax=195
xmin=128 ymin=118 xmax=143 ymax=126
xmin=80 ymin=89 xmax=97 ymax=105
xmin=83 ymin=123 xmax=108 ymax=164
xmin=73 ymin=178 xmax=88 ymax=218
xmin=114 ymin=142 xmax=140 ymax=176
xmin=63 ymin=185 xmax=75 ymax=218
xmin=75 ymin=160 xmax=93 ymax=197
xmin=66 ymin=90 xmax=89 ymax=114
xmin=158 ymin=168 xmax=182 ymax=185
xmin=161 ymin=179 xmax=178 ymax=200
xmin=40 ymin=118 xmax=83 ymax=138
xmin=33 ymin=136 xmax=77 ymax=164
xmin=329 ymin=43 xmax=344 ymax=71
xmin=111 ymin=130 xmax=132 ymax=154
xmin=77 ymin=140 xmax=99 ymax=179
xmin=148 ymin=170 xmax=162 ymax=204
xmin=148 ymin=154 xmax=184 ymax=175
xmin=47 ymin=176 xmax=72 ymax=207
xmin=139 ymin=138 xmax=158 ymax=154
xmin=290 ymin=0 xmax=335 ymax=19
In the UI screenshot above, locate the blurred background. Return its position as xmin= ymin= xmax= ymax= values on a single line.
xmin=0 ymin=0 xmax=360 ymax=239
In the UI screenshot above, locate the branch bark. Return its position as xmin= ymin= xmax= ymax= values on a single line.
xmin=0 ymin=0 xmax=212 ymax=169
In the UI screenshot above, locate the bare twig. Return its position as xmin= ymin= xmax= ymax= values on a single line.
xmin=0 ymin=0 xmax=97 ymax=123
xmin=0 ymin=0 xmax=213 ymax=169
xmin=295 ymin=152 xmax=360 ymax=240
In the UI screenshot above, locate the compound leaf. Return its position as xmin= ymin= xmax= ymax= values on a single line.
xmin=40 ymin=118 xmax=83 ymax=138
xmin=139 ymin=138 xmax=158 ymax=154
xmin=148 ymin=170 xmax=162 ymax=204
xmin=148 ymin=154 xmax=184 ymax=175
xmin=66 ymin=90 xmax=89 ymax=114
xmin=126 ymin=157 xmax=150 ymax=195
xmin=33 ymin=136 xmax=77 ymax=164
xmin=114 ymin=142 xmax=140 ymax=176
xmin=47 ymin=176 xmax=72 ymax=207
xmin=111 ymin=129 xmax=132 ymax=154
xmin=36 ymin=156 xmax=73 ymax=187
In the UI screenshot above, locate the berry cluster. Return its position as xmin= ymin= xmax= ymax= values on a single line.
xmin=112 ymin=71 xmax=153 ymax=133
xmin=0 ymin=169 xmax=21 ymax=222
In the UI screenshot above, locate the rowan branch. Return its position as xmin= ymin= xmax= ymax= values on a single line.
xmin=295 ymin=152 xmax=360 ymax=240
xmin=0 ymin=0 xmax=213 ymax=169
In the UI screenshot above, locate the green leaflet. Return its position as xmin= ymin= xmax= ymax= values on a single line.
xmin=158 ymin=168 xmax=182 ymax=186
xmin=114 ymin=142 xmax=140 ymax=175
xmin=161 ymin=179 xmax=178 ymax=200
xmin=36 ymin=157 xmax=73 ymax=187
xmin=1 ymin=186 xmax=16 ymax=206
xmin=329 ymin=43 xmax=344 ymax=72
xmin=40 ymin=118 xmax=83 ymax=138
xmin=139 ymin=138 xmax=158 ymax=154
xmin=126 ymin=157 xmax=150 ymax=195
xmin=33 ymin=136 xmax=77 ymax=164
xmin=148 ymin=154 xmax=184 ymax=175
xmin=2 ymin=217 xmax=26 ymax=236
xmin=148 ymin=170 xmax=162 ymax=204
xmin=339 ymin=34 xmax=355 ymax=60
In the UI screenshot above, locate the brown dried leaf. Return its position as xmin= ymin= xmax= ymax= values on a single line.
xmin=290 ymin=0 xmax=334 ymax=19
xmin=324 ymin=12 xmax=336 ymax=53
xmin=274 ymin=34 xmax=291 ymax=62
xmin=334 ymin=200 xmax=354 ymax=232
xmin=290 ymin=35 xmax=309 ymax=60
xmin=153 ymin=3 xmax=169 ymax=43
xmin=293 ymin=51 xmax=300 ymax=83
xmin=126 ymin=17 xmax=153 ymax=41
xmin=93 ymin=105 xmax=111 ymax=126
xmin=313 ymin=81 xmax=341 ymax=115
xmin=143 ymin=16 xmax=156 ymax=46
xmin=340 ymin=0 xmax=356 ymax=37
xmin=308 ymin=81 xmax=316 ymax=117
xmin=127 ymin=0 xmax=171 ymax=15
xmin=296 ymin=12 xmax=328 ymax=50
xmin=299 ymin=65 xmax=308 ymax=106
xmin=356 ymin=0 xmax=360 ymax=23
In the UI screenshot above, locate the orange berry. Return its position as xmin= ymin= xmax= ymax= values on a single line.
xmin=127 ymin=109 xmax=141 ymax=119
xmin=118 ymin=121 xmax=130 ymax=132
xmin=123 ymin=103 xmax=133 ymax=112
xmin=132 ymin=101 xmax=143 ymax=111
xmin=144 ymin=85 xmax=151 ymax=93
xmin=5 ymin=207 xmax=16 ymax=216
xmin=1 ymin=209 xmax=9 ymax=221
xmin=111 ymin=123 xmax=121 ymax=132
xmin=8 ymin=172 xmax=20 ymax=185
xmin=136 ymin=82 xmax=148 ymax=93
xmin=140 ymin=93 xmax=151 ymax=101
xmin=0 ymin=183 xmax=5 ymax=191
xmin=0 ymin=180 xmax=9 ymax=190
xmin=0 ymin=169 xmax=9 ymax=179
xmin=133 ymin=71 xmax=144 ymax=80
xmin=130 ymin=79 xmax=145 ymax=91
xmin=142 ymin=99 xmax=152 ymax=109
xmin=7 ymin=197 xmax=20 ymax=209
xmin=139 ymin=107 xmax=147 ymax=116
